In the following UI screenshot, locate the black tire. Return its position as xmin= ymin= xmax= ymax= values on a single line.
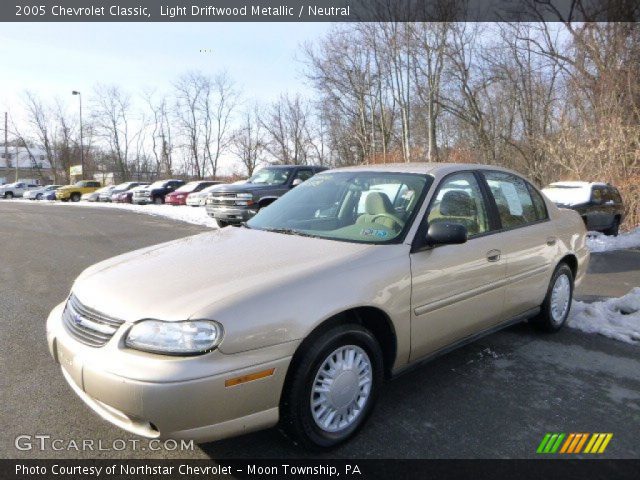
xmin=216 ymin=220 xmax=230 ymax=228
xmin=70 ymin=193 xmax=81 ymax=202
xmin=280 ymin=324 xmax=383 ymax=449
xmin=36 ymin=193 xmax=43 ymax=200
xmin=531 ymin=263 xmax=574 ymax=332
xmin=5 ymin=192 xmax=13 ymax=199
xmin=153 ymin=196 xmax=164 ymax=205
xmin=604 ymin=217 xmax=620 ymax=237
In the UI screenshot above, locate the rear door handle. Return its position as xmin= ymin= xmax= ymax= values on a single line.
xmin=546 ymin=237 xmax=557 ymax=246
xmin=486 ymin=249 xmax=501 ymax=262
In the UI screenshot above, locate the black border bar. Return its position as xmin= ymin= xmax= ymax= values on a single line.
xmin=3 ymin=0 xmax=640 ymax=22
xmin=4 ymin=459 xmax=640 ymax=480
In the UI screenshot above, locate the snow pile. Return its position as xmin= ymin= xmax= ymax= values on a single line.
xmin=568 ymin=288 xmax=640 ymax=344
xmin=12 ymin=199 xmax=219 ymax=228
xmin=586 ymin=228 xmax=640 ymax=253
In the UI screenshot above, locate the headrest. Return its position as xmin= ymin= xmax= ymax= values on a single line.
xmin=440 ymin=190 xmax=475 ymax=217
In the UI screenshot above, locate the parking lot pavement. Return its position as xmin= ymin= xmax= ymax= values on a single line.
xmin=1 ymin=202 xmax=639 ymax=459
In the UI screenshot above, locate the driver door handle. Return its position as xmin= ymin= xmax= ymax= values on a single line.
xmin=486 ymin=249 xmax=501 ymax=262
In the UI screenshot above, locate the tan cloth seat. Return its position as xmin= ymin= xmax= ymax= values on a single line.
xmin=356 ymin=192 xmax=404 ymax=231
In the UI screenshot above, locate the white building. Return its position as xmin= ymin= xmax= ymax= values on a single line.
xmin=0 ymin=145 xmax=52 ymax=184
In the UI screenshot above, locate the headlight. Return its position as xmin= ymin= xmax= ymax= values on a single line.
xmin=125 ymin=320 xmax=223 ymax=355
xmin=236 ymin=193 xmax=253 ymax=199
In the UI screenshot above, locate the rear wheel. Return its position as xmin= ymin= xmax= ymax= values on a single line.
xmin=531 ymin=263 xmax=574 ymax=332
xmin=280 ymin=324 xmax=383 ymax=449
xmin=604 ymin=217 xmax=620 ymax=237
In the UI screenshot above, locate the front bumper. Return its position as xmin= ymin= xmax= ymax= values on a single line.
xmin=46 ymin=302 xmax=293 ymax=443
xmin=56 ymin=191 xmax=71 ymax=200
xmin=132 ymin=197 xmax=151 ymax=204
xmin=205 ymin=205 xmax=257 ymax=223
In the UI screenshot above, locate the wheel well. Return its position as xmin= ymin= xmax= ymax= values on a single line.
xmin=258 ymin=197 xmax=277 ymax=208
xmin=289 ymin=307 xmax=397 ymax=379
xmin=559 ymin=254 xmax=578 ymax=279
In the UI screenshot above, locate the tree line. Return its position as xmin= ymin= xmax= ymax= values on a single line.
xmin=9 ymin=21 xmax=640 ymax=227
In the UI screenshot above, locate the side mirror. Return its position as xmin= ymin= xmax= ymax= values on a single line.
xmin=291 ymin=178 xmax=303 ymax=187
xmin=426 ymin=222 xmax=468 ymax=246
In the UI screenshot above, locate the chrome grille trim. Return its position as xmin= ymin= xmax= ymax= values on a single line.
xmin=62 ymin=294 xmax=125 ymax=347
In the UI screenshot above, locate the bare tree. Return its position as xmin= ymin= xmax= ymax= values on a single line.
xmin=230 ymin=107 xmax=265 ymax=176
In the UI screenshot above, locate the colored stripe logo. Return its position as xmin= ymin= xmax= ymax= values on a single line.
xmin=537 ymin=433 xmax=613 ymax=454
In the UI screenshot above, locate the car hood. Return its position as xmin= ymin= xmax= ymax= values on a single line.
xmin=214 ymin=183 xmax=285 ymax=194
xmin=72 ymin=227 xmax=375 ymax=321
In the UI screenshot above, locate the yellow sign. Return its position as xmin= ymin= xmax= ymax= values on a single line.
xmin=69 ymin=165 xmax=82 ymax=176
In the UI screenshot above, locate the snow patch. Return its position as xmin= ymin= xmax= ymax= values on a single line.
xmin=8 ymin=199 xmax=219 ymax=229
xmin=568 ymin=288 xmax=640 ymax=344
xmin=586 ymin=228 xmax=640 ymax=253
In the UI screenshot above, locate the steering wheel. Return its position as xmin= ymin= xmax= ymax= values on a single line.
xmin=369 ymin=213 xmax=404 ymax=231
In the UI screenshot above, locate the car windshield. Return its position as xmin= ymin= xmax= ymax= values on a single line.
xmin=247 ymin=171 xmax=430 ymax=244
xmin=247 ymin=168 xmax=292 ymax=186
xmin=175 ymin=182 xmax=201 ymax=193
xmin=542 ymin=185 xmax=591 ymax=205
xmin=113 ymin=182 xmax=133 ymax=190
xmin=149 ymin=181 xmax=168 ymax=188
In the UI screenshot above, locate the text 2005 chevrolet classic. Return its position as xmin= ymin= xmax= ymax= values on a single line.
xmin=47 ymin=163 xmax=589 ymax=449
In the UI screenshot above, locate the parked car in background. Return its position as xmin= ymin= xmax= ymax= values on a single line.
xmin=83 ymin=185 xmax=115 ymax=202
xmin=542 ymin=181 xmax=624 ymax=236
xmin=0 ymin=181 xmax=41 ymax=198
xmin=100 ymin=182 xmax=147 ymax=202
xmin=112 ymin=183 xmax=150 ymax=203
xmin=56 ymin=180 xmax=102 ymax=202
xmin=186 ymin=183 xmax=226 ymax=207
xmin=46 ymin=163 xmax=589 ymax=448
xmin=165 ymin=181 xmax=221 ymax=206
xmin=132 ymin=179 xmax=185 ymax=205
xmin=205 ymin=165 xmax=327 ymax=227
xmin=23 ymin=185 xmax=63 ymax=200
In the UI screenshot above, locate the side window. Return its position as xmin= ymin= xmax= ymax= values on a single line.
xmin=591 ymin=187 xmax=603 ymax=204
xmin=293 ymin=169 xmax=314 ymax=182
xmin=527 ymin=183 xmax=549 ymax=221
xmin=484 ymin=171 xmax=539 ymax=228
xmin=427 ymin=172 xmax=490 ymax=237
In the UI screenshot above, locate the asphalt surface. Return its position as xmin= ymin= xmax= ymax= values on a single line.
xmin=1 ymin=201 xmax=639 ymax=460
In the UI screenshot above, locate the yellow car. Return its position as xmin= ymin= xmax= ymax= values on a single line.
xmin=55 ymin=180 xmax=102 ymax=202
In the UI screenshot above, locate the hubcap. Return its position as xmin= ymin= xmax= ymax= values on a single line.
xmin=310 ymin=345 xmax=372 ymax=433
xmin=550 ymin=274 xmax=571 ymax=323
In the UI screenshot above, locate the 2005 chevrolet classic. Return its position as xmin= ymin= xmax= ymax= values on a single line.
xmin=47 ymin=163 xmax=589 ymax=448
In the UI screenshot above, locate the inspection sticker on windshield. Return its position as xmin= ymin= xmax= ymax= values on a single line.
xmin=361 ymin=228 xmax=388 ymax=238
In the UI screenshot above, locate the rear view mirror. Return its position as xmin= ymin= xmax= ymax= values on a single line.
xmin=291 ymin=178 xmax=303 ymax=187
xmin=426 ymin=222 xmax=468 ymax=246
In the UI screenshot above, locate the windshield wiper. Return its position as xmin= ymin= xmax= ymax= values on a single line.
xmin=261 ymin=227 xmax=316 ymax=238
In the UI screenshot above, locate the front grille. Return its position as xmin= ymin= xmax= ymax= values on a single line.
xmin=207 ymin=192 xmax=243 ymax=206
xmin=62 ymin=294 xmax=125 ymax=347
xmin=134 ymin=191 xmax=150 ymax=198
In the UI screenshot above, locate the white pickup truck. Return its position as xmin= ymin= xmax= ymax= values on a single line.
xmin=0 ymin=181 xmax=41 ymax=198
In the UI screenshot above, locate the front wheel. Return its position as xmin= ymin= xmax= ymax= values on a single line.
xmin=36 ymin=193 xmax=43 ymax=200
xmin=531 ymin=263 xmax=574 ymax=332
xmin=604 ymin=217 xmax=620 ymax=237
xmin=153 ymin=196 xmax=164 ymax=205
xmin=215 ymin=220 xmax=230 ymax=228
xmin=280 ymin=324 xmax=383 ymax=449
xmin=70 ymin=193 xmax=81 ymax=202
xmin=4 ymin=192 xmax=13 ymax=199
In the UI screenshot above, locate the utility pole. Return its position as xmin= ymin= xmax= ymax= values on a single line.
xmin=3 ymin=112 xmax=7 ymax=174
xmin=72 ymin=91 xmax=84 ymax=179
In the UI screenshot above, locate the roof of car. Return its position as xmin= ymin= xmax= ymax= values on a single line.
xmin=547 ymin=181 xmax=609 ymax=187
xmin=328 ymin=162 xmax=519 ymax=176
